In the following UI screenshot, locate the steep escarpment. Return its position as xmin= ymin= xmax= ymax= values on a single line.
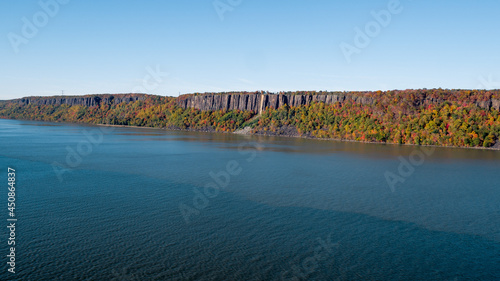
xmin=14 ymin=94 xmax=149 ymax=107
xmin=176 ymin=90 xmax=500 ymax=112
xmin=8 ymin=90 xmax=500 ymax=112
xmin=176 ymin=92 xmax=376 ymax=113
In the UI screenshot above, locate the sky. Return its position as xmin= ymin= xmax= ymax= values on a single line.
xmin=1 ymin=0 xmax=499 ymax=100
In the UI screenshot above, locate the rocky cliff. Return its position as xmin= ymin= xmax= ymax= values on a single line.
xmin=15 ymin=94 xmax=148 ymax=107
xmin=176 ymin=93 xmax=376 ymax=114
xmin=8 ymin=91 xmax=500 ymax=113
xmin=176 ymin=92 xmax=500 ymax=113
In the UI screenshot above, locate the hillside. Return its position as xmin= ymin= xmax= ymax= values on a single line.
xmin=1 ymin=89 xmax=500 ymax=149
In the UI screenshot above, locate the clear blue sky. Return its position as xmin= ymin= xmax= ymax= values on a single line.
xmin=1 ymin=0 xmax=499 ymax=100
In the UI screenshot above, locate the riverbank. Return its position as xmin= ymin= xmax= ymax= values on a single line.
xmin=99 ymin=122 xmax=500 ymax=151
xmin=3 ymin=116 xmax=499 ymax=151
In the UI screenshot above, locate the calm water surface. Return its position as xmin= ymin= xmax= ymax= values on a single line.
xmin=0 ymin=119 xmax=499 ymax=280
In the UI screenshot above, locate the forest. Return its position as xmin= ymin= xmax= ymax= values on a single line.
xmin=1 ymin=89 xmax=499 ymax=149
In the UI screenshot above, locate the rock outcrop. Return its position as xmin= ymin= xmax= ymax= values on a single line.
xmin=176 ymin=93 xmax=376 ymax=113
xmin=476 ymin=99 xmax=500 ymax=111
xmin=8 ymin=92 xmax=500 ymax=113
xmin=177 ymin=93 xmax=500 ymax=113
xmin=15 ymin=94 xmax=148 ymax=107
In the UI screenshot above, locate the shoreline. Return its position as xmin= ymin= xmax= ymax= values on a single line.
xmin=3 ymin=117 xmax=499 ymax=151
xmin=98 ymin=122 xmax=500 ymax=151
xmin=247 ymin=130 xmax=500 ymax=151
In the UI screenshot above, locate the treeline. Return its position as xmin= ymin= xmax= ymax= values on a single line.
xmin=1 ymin=89 xmax=499 ymax=148
xmin=255 ymin=100 xmax=499 ymax=148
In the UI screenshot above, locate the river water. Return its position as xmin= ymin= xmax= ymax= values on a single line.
xmin=0 ymin=119 xmax=499 ymax=280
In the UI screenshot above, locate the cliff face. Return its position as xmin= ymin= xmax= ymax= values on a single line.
xmin=15 ymin=94 xmax=148 ymax=107
xmin=177 ymin=93 xmax=500 ymax=112
xmin=478 ymin=99 xmax=500 ymax=111
xmin=8 ymin=92 xmax=500 ymax=112
xmin=176 ymin=93 xmax=376 ymax=114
